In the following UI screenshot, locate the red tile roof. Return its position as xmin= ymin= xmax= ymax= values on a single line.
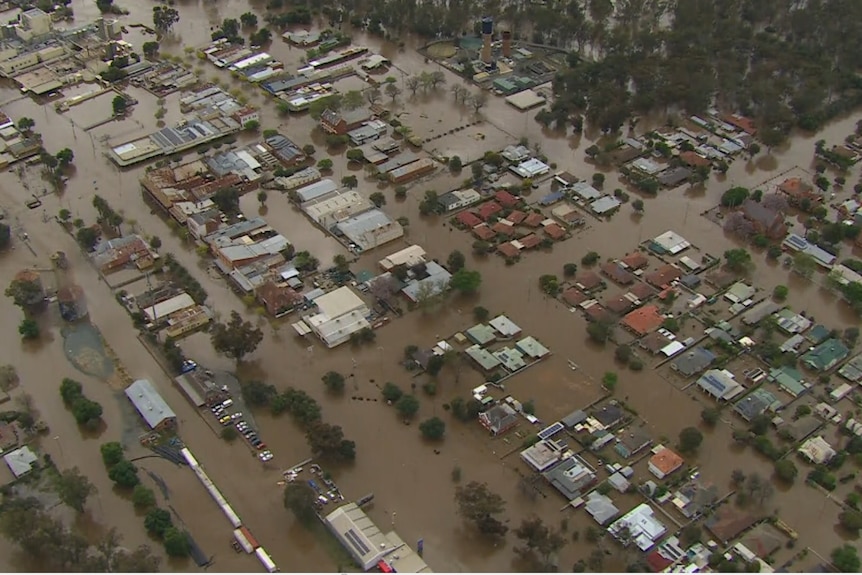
xmin=622 ymin=304 xmax=664 ymax=335
xmin=524 ymin=212 xmax=545 ymax=228
xmin=562 ymin=287 xmax=587 ymax=307
xmin=680 ymin=150 xmax=711 ymax=168
xmin=518 ymin=233 xmax=541 ymax=249
xmin=477 ymin=201 xmax=503 ymax=221
xmin=497 ymin=242 xmax=520 ymax=258
xmin=645 ymin=549 xmax=675 ymax=573
xmin=628 ymin=282 xmax=655 ymax=301
xmin=495 ymin=190 xmax=521 ymax=208
xmin=456 ymin=211 xmax=483 ymax=228
xmin=722 ymin=113 xmax=757 ymax=136
xmin=543 ymin=222 xmax=566 ymax=240
xmin=621 ymin=252 xmax=649 ymax=270
xmin=601 ymin=262 xmax=635 ymax=285
xmin=507 ymin=210 xmax=527 ymax=224
xmin=472 ymin=224 xmax=496 ymax=241
xmin=574 ymin=271 xmax=602 ymax=291
xmin=492 ymin=221 xmax=516 ymax=237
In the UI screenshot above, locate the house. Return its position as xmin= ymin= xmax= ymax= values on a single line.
xmin=477 ymin=201 xmax=503 ymax=221
xmin=645 ymin=537 xmax=686 ymax=572
xmin=777 ymin=177 xmax=821 ymax=206
xmin=774 ymin=308 xmax=812 ymax=335
xmin=615 ymin=426 xmax=652 ymax=458
xmin=591 ymin=196 xmax=621 ymax=215
xmin=734 ymin=388 xmax=782 ymax=421
xmin=640 ymin=331 xmax=672 ymax=355
xmin=672 ymin=480 xmax=720 ymax=519
xmin=740 ymin=199 xmax=787 ymax=239
xmin=741 ymin=300 xmax=781 ymax=325
xmin=671 ymin=347 xmax=716 ymax=377
xmin=650 ymin=231 xmax=691 ymax=255
xmin=679 ymin=150 xmax=711 ymax=168
xmin=489 ymin=314 xmax=521 ymax=338
xmin=501 ymin=144 xmax=530 ymax=163
xmin=658 ymin=166 xmax=692 ymax=188
xmin=3 ymin=446 xmax=38 ymax=478
xmin=768 ymin=366 xmax=808 ymax=397
xmin=379 ymin=245 xmax=427 ymax=271
xmin=507 ymin=210 xmax=527 ymax=225
xmin=439 ymin=189 xmax=481 ymax=212
xmin=124 ymin=379 xmax=177 ymax=431
xmin=319 ymin=108 xmax=371 ymax=135
xmin=574 ymin=271 xmax=602 ymax=292
xmin=494 ymin=190 xmax=521 ymax=208
xmin=584 ymin=304 xmax=612 ymax=323
xmin=294 ymin=286 xmax=371 ymax=348
xmin=91 ymin=235 xmax=154 ymax=272
xmin=724 ymin=281 xmax=756 ymax=304
xmin=648 ymin=447 xmax=684 ymax=479
xmin=585 ymin=492 xmax=620 ymax=525
xmin=628 ymin=282 xmax=655 ymax=301
xmin=801 ymin=338 xmax=850 ymax=372
xmin=497 ymin=242 xmax=520 ymax=258
xmin=781 ymin=234 xmax=837 ymax=267
xmin=806 ymin=324 xmax=831 ymax=344
xmin=605 ymin=294 xmax=635 ymax=315
xmin=520 ymin=439 xmax=566 ymax=472
xmin=562 ymin=287 xmax=587 ymax=307
xmin=472 ymin=224 xmax=496 ymax=241
xmin=645 ymin=264 xmax=682 ymax=288
xmin=602 ymin=263 xmax=635 ymax=285
xmin=515 ymin=336 xmax=550 ymax=359
xmin=256 ymin=281 xmax=303 ymax=317
xmin=400 ymin=261 xmax=452 ymax=303
xmin=798 ymin=435 xmax=836 ymax=464
xmin=465 ymin=323 xmax=497 ymax=345
xmin=608 ymin=504 xmax=667 ymax=551
xmin=705 ymin=506 xmax=759 ymax=544
xmin=621 ymin=252 xmax=649 ymax=271
xmin=57 ymin=284 xmax=88 ymax=321
xmin=592 ymin=403 xmax=625 ymax=429
xmin=456 ymin=210 xmax=483 ymax=228
xmin=187 ymin=208 xmax=223 ymax=240
xmin=465 ymin=344 xmax=502 ymax=372
xmin=542 ymin=455 xmax=597 ymax=500
xmin=510 ymin=158 xmax=550 ymax=178
xmin=571 ymin=181 xmax=603 ymax=201
xmin=495 ymin=347 xmax=528 ymax=372
xmin=523 ymin=212 xmax=546 ymax=228
xmin=543 ymin=222 xmax=566 ymax=240
xmin=214 ymin=235 xmax=289 ymax=272
xmin=695 ymin=369 xmax=744 ymax=401
xmin=347 ymin=119 xmax=388 ymax=146
xmin=491 ymin=220 xmax=515 ymax=237
xmin=388 ymin=158 xmax=436 ymax=184
xmin=621 ymin=305 xmax=664 ymax=336
xmin=838 ymin=353 xmax=862 ymax=383
xmin=479 ymin=404 xmax=519 ymax=435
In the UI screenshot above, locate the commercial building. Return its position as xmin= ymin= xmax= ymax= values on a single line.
xmin=303 ymin=190 xmax=372 ymax=229
xmin=142 ymin=292 xmax=196 ymax=323
xmin=388 ymin=158 xmax=436 ymax=184
xmin=325 ymin=503 xmax=431 ymax=572
xmin=334 ymin=209 xmax=404 ymax=252
xmin=294 ymin=286 xmax=370 ymax=348
xmin=379 ymin=245 xmax=427 ymax=271
xmin=505 ymin=89 xmax=546 ymax=110
xmin=124 ymin=379 xmax=177 ymax=431
xmin=608 ymin=504 xmax=667 ymax=551
xmin=174 ymin=370 xmax=229 ymax=408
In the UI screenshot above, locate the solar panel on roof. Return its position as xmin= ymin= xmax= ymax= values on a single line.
xmin=538 ymin=421 xmax=564 ymax=439
xmin=345 ymin=529 xmax=370 ymax=555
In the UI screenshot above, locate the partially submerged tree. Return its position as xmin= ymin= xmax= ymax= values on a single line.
xmin=210 ymin=310 xmax=264 ymax=363
xmin=455 ymin=481 xmax=508 ymax=539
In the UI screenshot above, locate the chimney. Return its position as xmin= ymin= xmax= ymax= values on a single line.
xmin=481 ymin=17 xmax=493 ymax=65
xmin=502 ymin=30 xmax=512 ymax=58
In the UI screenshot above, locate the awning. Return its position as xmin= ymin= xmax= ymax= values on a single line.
xmin=292 ymin=320 xmax=312 ymax=336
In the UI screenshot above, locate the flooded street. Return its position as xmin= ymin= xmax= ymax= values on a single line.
xmin=0 ymin=0 xmax=861 ymax=571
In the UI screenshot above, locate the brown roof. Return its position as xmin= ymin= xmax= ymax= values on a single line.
xmin=706 ymin=506 xmax=760 ymax=544
xmin=639 ymin=331 xmax=671 ymax=353
xmin=456 ymin=211 xmax=483 ymax=228
xmin=645 ymin=264 xmax=682 ymax=288
xmin=628 ymin=282 xmax=655 ymax=301
xmin=562 ymin=287 xmax=587 ymax=307
xmin=721 ymin=113 xmax=757 ymax=136
xmin=495 ymin=190 xmax=521 ymax=208
xmin=543 ymin=223 xmax=566 ymax=240
xmin=497 ymin=242 xmax=520 ymax=258
xmin=257 ymin=281 xmax=303 ymax=316
xmin=679 ymin=150 xmax=711 ymax=168
xmin=621 ymin=252 xmax=649 ymax=270
xmin=574 ymin=271 xmax=602 ymax=291
xmin=622 ymin=304 xmax=664 ymax=335
xmin=472 ymin=224 xmax=496 ymax=241
xmin=491 ymin=221 xmax=516 ymax=237
xmin=523 ymin=212 xmax=545 ymax=228
xmin=601 ymin=262 xmax=635 ymax=285
xmin=507 ymin=209 xmax=527 ymax=224
xmin=478 ymin=201 xmax=503 ymax=220
xmin=518 ymin=233 xmax=541 ymax=249
xmin=585 ymin=304 xmax=612 ymax=323
xmin=605 ymin=294 xmax=635 ymax=314
xmin=777 ymin=177 xmax=819 ymax=201
xmin=706 ymin=269 xmax=737 ymax=288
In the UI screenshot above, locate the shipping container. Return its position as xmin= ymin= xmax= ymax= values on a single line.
xmin=240 ymin=526 xmax=260 ymax=550
xmin=255 ymin=547 xmax=278 ymax=573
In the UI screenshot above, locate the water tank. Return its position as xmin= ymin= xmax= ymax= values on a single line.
xmin=481 ymin=17 xmax=493 ymax=36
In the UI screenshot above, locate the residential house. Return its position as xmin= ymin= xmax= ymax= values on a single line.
xmin=573 ymin=271 xmax=602 ymax=292
xmin=214 ymin=235 xmax=289 ymax=272
xmin=602 ymin=262 xmax=635 ymax=286
xmin=320 ymin=108 xmax=371 ymax=135
xmin=648 ymin=447 xmax=684 ymax=479
xmin=439 ymin=189 xmax=481 ymax=212
xmin=777 ymin=177 xmax=821 ymax=207
xmin=695 ymin=369 xmax=744 ymax=401
xmin=608 ymin=504 xmax=667 ymax=552
xmin=456 ymin=211 xmax=483 ymax=228
xmin=521 ymin=439 xmax=566 ymax=472
xmin=256 ymin=280 xmax=303 ymax=317
xmin=621 ymin=305 xmax=664 ymax=336
xmin=592 ymin=403 xmax=625 ymax=429
xmin=645 ymin=264 xmax=682 ymax=289
xmin=562 ymin=287 xmax=587 ymax=307
xmin=672 ymin=348 xmax=716 ymax=377
xmin=477 ymin=201 xmax=503 ymax=221
xmin=400 ymin=261 xmax=452 ymax=303
xmin=740 ymin=199 xmax=787 ymax=239
xmin=798 ymin=435 xmax=836 ymax=465
xmin=479 ymin=403 xmax=519 ymax=436
xmin=672 ymin=480 xmax=720 ymax=519
xmin=4 ymin=446 xmax=39 ymax=479
xmin=523 ymin=212 xmax=546 ymax=228
xmin=801 ymin=338 xmax=850 ymax=372
xmin=734 ymin=388 xmax=782 ymax=421
xmin=542 ymin=455 xmax=597 ymax=500
xmin=838 ymin=353 xmax=862 ymax=383
xmin=679 ymin=150 xmax=711 ymax=168
xmin=186 ymin=208 xmax=223 ymax=240
xmin=658 ymin=166 xmax=692 ymax=188
xmin=724 ymin=281 xmax=756 ymax=304
xmin=543 ymin=222 xmax=566 ymax=240
xmin=621 ymin=252 xmax=649 ymax=271
xmin=585 ymin=492 xmax=620 ymax=525
xmin=615 ymin=426 xmax=652 ymax=458
xmin=705 ymin=507 xmax=759 ymax=545
xmin=494 ymin=190 xmax=521 ymax=208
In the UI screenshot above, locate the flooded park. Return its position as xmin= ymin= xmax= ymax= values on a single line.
xmin=0 ymin=0 xmax=861 ymax=572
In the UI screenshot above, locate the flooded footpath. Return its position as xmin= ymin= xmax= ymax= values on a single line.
xmin=0 ymin=0 xmax=860 ymax=571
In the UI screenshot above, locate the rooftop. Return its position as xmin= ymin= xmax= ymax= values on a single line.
xmin=521 ymin=438 xmax=566 ymax=472
xmin=124 ymin=379 xmax=176 ymax=429
xmin=622 ymin=305 xmax=664 ymax=335
xmin=489 ymin=314 xmax=521 ymax=337
xmin=801 ymin=338 xmax=850 ymax=372
xmin=542 ymin=455 xmax=596 ymax=500
xmin=465 ymin=323 xmax=497 ymax=345
xmin=696 ymin=369 xmax=744 ymax=401
xmin=608 ymin=504 xmax=667 ymax=551
xmin=3 ymin=446 xmax=38 ymax=478
xmin=672 ymin=347 xmax=716 ymax=377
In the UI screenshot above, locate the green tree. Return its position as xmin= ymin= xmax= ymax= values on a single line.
xmin=283 ymin=482 xmax=318 ymax=525
xmin=632 ymin=199 xmax=644 ymax=212
xmin=602 ymin=371 xmax=618 ymax=392
xmin=721 ymin=187 xmax=750 ymax=207
xmin=614 ymin=344 xmax=631 ymax=363
xmin=257 ymin=190 xmax=268 ymax=205
xmin=341 ymin=175 xmax=358 ymax=188
xmin=473 ymin=306 xmax=490 ymax=321
xmin=244 ymin=120 xmax=260 ymax=131
xmin=60 ymin=378 xmax=83 ymax=405
xmin=419 ymin=416 xmax=446 ymax=440
xmin=581 ymin=251 xmax=600 ymax=266
xmin=322 ymin=371 xmax=345 ymax=393
xmin=210 ymin=310 xmax=264 ymax=363
xmin=112 ymin=95 xmax=127 ymax=116
xmin=342 ymin=90 xmax=364 ymax=111
xmin=449 ymin=155 xmax=462 ymax=171
xmin=108 ymin=459 xmax=139 ymax=489
xmin=839 ymin=510 xmax=862 ymax=534
xmin=239 ymin=11 xmax=258 ymax=27
xmin=382 ymin=382 xmax=403 ymax=402
xmin=592 ymin=172 xmax=605 ymax=188
xmin=317 ymin=158 xmax=333 ymax=171
xmin=162 ymin=527 xmax=190 ymax=557
xmin=100 ymin=442 xmax=124 ymax=467
xmin=793 ymin=252 xmax=817 ymax=278
xmin=369 ymin=191 xmax=386 ymax=207
xmin=221 ymin=426 xmax=238 ymax=441
xmin=241 ymin=380 xmax=276 ymax=407
xmin=774 ymin=459 xmax=798 ymax=484
xmin=773 ymin=285 xmax=788 ymax=301
xmin=455 ymin=481 xmax=508 ymax=538
xmin=18 ymin=318 xmax=39 ymax=340
xmin=305 ymin=421 xmax=355 ymax=462
xmin=211 ymin=187 xmax=240 ymax=215
xmin=563 ymin=262 xmax=578 ymax=277
xmin=76 ymin=227 xmax=99 ymax=250
xmin=395 ymin=394 xmax=420 ymax=419
xmin=56 ymin=148 xmax=74 ymax=168
xmin=724 ymin=248 xmax=752 ymax=272
xmin=142 ymin=41 xmax=160 ymax=58
xmin=144 ymin=508 xmax=173 ymax=538
xmin=514 ymin=516 xmax=566 ymax=571
xmin=71 ymin=397 xmax=103 ymax=428
xmin=678 ymin=426 xmax=703 ymax=453
xmin=587 ymin=321 xmax=612 ymax=344
xmin=6 ymin=277 xmax=43 ymax=308
xmin=701 ymin=408 xmax=720 ymax=425
xmin=17 ymin=117 xmax=34 ymax=133
xmin=450 ymin=269 xmax=482 ymax=294
xmin=831 ymin=545 xmax=861 ymax=572
xmin=132 ymin=484 xmax=156 ymax=509
xmin=54 ymin=467 xmax=96 ymax=513
xmin=152 ymin=5 xmax=180 ymax=33
xmin=447 ymin=250 xmax=466 ymax=272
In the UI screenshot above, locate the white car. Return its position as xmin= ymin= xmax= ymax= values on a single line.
xmin=258 ymin=450 xmax=273 ymax=462
xmin=230 ymin=412 xmax=243 ymax=420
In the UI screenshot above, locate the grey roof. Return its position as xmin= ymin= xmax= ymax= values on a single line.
xmin=401 ymin=261 xmax=451 ymax=302
xmin=672 ymin=347 xmax=716 ymax=376
xmin=591 ymin=196 xmax=622 ymax=215
xmin=335 ymin=209 xmax=395 ymax=240
xmin=658 ymin=166 xmax=692 ymax=187
xmin=592 ymin=403 xmax=624 ymax=428
xmin=562 ymin=409 xmax=587 ymax=428
xmin=296 ymin=179 xmax=338 ymax=203
xmin=696 ymin=369 xmax=744 ymax=401
xmin=125 ymin=379 xmax=176 ymax=429
xmin=734 ymin=389 xmax=781 ymax=421
xmin=3 ymin=446 xmax=38 ymax=478
xmin=741 ymin=300 xmax=781 ymax=325
xmin=585 ymin=492 xmax=619 ymax=525
xmin=615 ymin=426 xmax=652 ymax=457
xmin=542 ymin=456 xmax=596 ymax=500
xmin=265 ymin=134 xmax=303 ymax=163
xmin=377 ymin=152 xmax=418 ymax=174
xmin=680 ymin=274 xmax=701 ymax=288
xmin=205 ymin=217 xmax=267 ymax=244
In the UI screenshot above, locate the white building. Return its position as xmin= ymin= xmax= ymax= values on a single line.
xmin=335 ymin=209 xmax=404 ymax=252
xmin=608 ymin=503 xmax=667 ymax=551
xmin=798 ymin=435 xmax=836 ymax=465
xmin=295 ymin=286 xmax=370 ymax=348
xmin=303 ymin=190 xmax=372 ymax=228
xmin=379 ymin=245 xmax=427 ymax=271
xmin=438 ymin=189 xmax=481 ymax=212
xmin=510 ymin=158 xmax=550 ymax=179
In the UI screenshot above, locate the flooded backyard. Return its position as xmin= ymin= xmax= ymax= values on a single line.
xmin=0 ymin=0 xmax=860 ymax=572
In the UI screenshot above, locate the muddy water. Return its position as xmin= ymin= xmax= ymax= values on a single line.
xmin=0 ymin=0 xmax=860 ymax=571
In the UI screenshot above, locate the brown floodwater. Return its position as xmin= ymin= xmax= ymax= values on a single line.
xmin=0 ymin=0 xmax=861 ymax=571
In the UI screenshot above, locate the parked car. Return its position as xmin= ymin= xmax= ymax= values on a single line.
xmin=221 ymin=399 xmax=234 ymax=409
xmin=230 ymin=412 xmax=243 ymax=420
xmin=258 ymin=450 xmax=273 ymax=462
xmin=219 ymin=415 xmax=231 ymax=425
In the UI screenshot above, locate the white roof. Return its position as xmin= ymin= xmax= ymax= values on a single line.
xmin=3 ymin=446 xmax=38 ymax=478
xmin=314 ymin=286 xmax=366 ymax=319
xmin=489 ymin=314 xmax=521 ymax=337
xmin=297 ymin=178 xmax=338 ymax=203
xmin=325 ymin=503 xmax=391 ymax=570
xmin=143 ymin=293 xmax=195 ymax=322
xmin=124 ymin=379 xmax=176 ymax=429
xmin=608 ymin=503 xmax=667 ymax=551
xmin=510 ymin=158 xmax=549 ymax=178
xmin=505 ymin=89 xmax=546 ymax=110
xmin=379 ymin=244 xmax=427 ymax=270
xmin=653 ymin=230 xmax=691 ymax=254
xmin=661 ymin=341 xmax=686 ymax=357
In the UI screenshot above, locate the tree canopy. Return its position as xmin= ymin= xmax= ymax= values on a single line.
xmin=54 ymin=467 xmax=96 ymax=513
xmin=210 ymin=310 xmax=264 ymax=362
xmin=450 ymin=269 xmax=482 ymax=294
xmin=283 ymin=482 xmax=318 ymax=525
xmin=455 ymin=481 xmax=508 ymax=538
